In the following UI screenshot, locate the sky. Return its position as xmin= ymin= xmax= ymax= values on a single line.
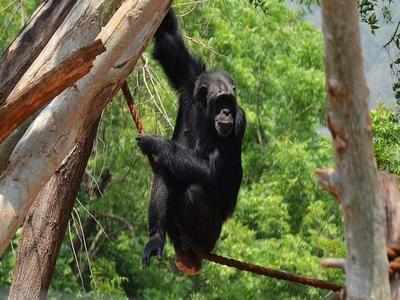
xmin=287 ymin=2 xmax=399 ymax=108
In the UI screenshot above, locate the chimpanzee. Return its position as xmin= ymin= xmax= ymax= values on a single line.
xmin=137 ymin=8 xmax=246 ymax=275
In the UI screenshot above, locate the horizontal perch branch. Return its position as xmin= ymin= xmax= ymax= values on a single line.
xmin=202 ymin=252 xmax=343 ymax=292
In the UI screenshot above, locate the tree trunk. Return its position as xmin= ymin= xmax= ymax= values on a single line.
xmin=0 ymin=0 xmax=171 ymax=256
xmin=320 ymin=1 xmax=391 ymax=299
xmin=8 ymin=119 xmax=100 ymax=300
xmin=377 ymin=173 xmax=400 ymax=299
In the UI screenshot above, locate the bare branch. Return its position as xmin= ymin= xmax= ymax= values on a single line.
xmin=320 ymin=258 xmax=346 ymax=271
xmin=0 ymin=40 xmax=105 ymax=144
xmin=202 ymin=252 xmax=342 ymax=292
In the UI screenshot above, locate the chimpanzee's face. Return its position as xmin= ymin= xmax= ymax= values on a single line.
xmin=194 ymin=71 xmax=237 ymax=138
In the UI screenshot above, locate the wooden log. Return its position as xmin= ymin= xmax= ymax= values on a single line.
xmin=0 ymin=40 xmax=105 ymax=144
xmin=0 ymin=0 xmax=77 ymax=104
xmin=321 ymin=1 xmax=391 ymax=299
xmin=0 ymin=0 xmax=171 ymax=256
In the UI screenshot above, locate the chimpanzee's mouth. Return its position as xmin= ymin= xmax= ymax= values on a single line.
xmin=215 ymin=121 xmax=233 ymax=137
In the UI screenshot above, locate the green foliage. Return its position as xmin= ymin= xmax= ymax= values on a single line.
xmin=0 ymin=0 xmax=366 ymax=299
xmin=372 ymin=105 xmax=400 ymax=174
xmin=356 ymin=0 xmax=400 ymax=102
xmin=61 ymin=1 xmax=343 ymax=298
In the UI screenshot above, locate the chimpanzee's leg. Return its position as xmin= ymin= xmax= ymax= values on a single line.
xmin=142 ymin=172 xmax=169 ymax=266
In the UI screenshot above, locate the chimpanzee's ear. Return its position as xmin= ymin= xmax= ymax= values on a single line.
xmin=194 ymin=82 xmax=208 ymax=107
xmin=234 ymin=107 xmax=246 ymax=141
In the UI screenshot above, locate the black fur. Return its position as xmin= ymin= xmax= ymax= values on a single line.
xmin=137 ymin=9 xmax=246 ymax=272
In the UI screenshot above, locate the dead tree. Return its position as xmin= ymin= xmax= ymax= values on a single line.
xmin=317 ymin=1 xmax=391 ymax=299
xmin=0 ymin=0 xmax=171 ymax=256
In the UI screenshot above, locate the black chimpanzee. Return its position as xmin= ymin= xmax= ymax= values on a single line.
xmin=137 ymin=8 xmax=246 ymax=275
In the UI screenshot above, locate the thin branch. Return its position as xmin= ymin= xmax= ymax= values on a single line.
xmin=121 ymin=81 xmax=144 ymax=135
xmin=68 ymin=222 xmax=85 ymax=288
xmin=97 ymin=213 xmax=134 ymax=232
xmin=201 ymin=252 xmax=343 ymax=292
xmin=320 ymin=258 xmax=346 ymax=271
xmin=384 ymin=20 xmax=400 ymax=48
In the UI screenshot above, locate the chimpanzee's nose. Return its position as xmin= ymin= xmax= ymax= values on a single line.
xmin=222 ymin=109 xmax=230 ymax=116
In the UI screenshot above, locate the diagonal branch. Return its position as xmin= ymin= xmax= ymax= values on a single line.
xmin=0 ymin=40 xmax=105 ymax=144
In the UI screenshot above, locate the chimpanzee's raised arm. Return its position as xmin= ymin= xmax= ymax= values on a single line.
xmin=153 ymin=9 xmax=205 ymax=94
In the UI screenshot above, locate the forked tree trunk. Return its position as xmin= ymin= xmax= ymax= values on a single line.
xmin=319 ymin=1 xmax=391 ymax=299
xmin=0 ymin=0 xmax=171 ymax=256
xmin=8 ymin=119 xmax=100 ymax=300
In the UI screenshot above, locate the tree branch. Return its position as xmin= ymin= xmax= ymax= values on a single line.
xmin=0 ymin=40 xmax=105 ymax=144
xmin=201 ymin=252 xmax=343 ymax=292
xmin=121 ymin=81 xmax=144 ymax=135
xmin=384 ymin=20 xmax=400 ymax=48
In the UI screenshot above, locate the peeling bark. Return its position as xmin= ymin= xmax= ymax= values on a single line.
xmin=0 ymin=40 xmax=105 ymax=144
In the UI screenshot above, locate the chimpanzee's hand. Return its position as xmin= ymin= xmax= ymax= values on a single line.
xmin=136 ymin=135 xmax=165 ymax=156
xmin=142 ymin=234 xmax=165 ymax=266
